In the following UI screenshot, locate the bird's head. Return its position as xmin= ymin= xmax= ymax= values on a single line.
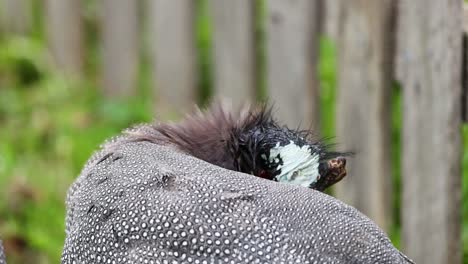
xmin=126 ymin=103 xmax=348 ymax=191
xmin=230 ymin=107 xmax=348 ymax=191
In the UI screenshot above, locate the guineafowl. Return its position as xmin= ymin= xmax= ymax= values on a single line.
xmin=61 ymin=104 xmax=413 ymax=263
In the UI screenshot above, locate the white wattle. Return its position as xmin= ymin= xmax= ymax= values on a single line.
xmin=269 ymin=141 xmax=320 ymax=188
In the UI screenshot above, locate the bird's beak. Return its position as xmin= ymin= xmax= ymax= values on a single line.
xmin=312 ymin=157 xmax=347 ymax=191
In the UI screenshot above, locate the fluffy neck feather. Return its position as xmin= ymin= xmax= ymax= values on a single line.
xmin=123 ymin=104 xmax=269 ymax=173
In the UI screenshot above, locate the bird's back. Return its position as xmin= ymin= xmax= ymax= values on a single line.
xmin=62 ymin=141 xmax=412 ymax=263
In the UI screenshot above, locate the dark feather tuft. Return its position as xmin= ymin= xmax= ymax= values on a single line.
xmin=122 ymin=102 xmax=275 ymax=172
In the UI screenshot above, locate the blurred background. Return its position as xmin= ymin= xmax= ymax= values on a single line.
xmin=0 ymin=0 xmax=466 ymax=263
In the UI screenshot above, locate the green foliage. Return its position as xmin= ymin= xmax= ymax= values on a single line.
xmin=463 ymin=125 xmax=468 ymax=263
xmin=196 ymin=0 xmax=213 ymax=106
xmin=0 ymin=36 xmax=151 ymax=263
xmin=318 ymin=37 xmax=337 ymax=140
xmin=389 ymin=84 xmax=403 ymax=248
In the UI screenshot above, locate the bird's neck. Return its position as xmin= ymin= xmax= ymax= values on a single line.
xmin=123 ymin=104 xmax=272 ymax=175
xmin=125 ymin=110 xmax=242 ymax=172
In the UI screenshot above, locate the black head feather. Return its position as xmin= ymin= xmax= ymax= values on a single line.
xmin=124 ymin=103 xmax=348 ymax=191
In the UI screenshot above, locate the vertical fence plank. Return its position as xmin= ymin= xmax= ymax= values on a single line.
xmin=266 ymin=0 xmax=320 ymax=128
xmin=335 ymin=0 xmax=395 ymax=231
xmin=101 ymin=0 xmax=139 ymax=97
xmin=397 ymin=0 xmax=462 ymax=263
xmin=210 ymin=0 xmax=256 ymax=109
xmin=463 ymin=3 xmax=468 ymax=122
xmin=45 ymin=0 xmax=84 ymax=76
xmin=323 ymin=0 xmax=343 ymax=41
xmin=148 ymin=0 xmax=197 ymax=118
xmin=0 ymin=0 xmax=31 ymax=34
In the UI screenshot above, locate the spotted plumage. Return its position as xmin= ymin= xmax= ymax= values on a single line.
xmin=0 ymin=240 xmax=5 ymax=264
xmin=61 ymin=105 xmax=413 ymax=263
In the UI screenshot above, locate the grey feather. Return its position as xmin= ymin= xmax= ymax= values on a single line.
xmin=0 ymin=240 xmax=6 ymax=264
xmin=62 ymin=140 xmax=413 ymax=263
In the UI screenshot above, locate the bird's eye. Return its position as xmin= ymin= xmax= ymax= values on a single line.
xmin=291 ymin=171 xmax=299 ymax=180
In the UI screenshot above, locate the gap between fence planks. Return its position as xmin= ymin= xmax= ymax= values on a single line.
xmin=463 ymin=2 xmax=468 ymax=122
xmin=397 ymin=0 xmax=462 ymax=263
xmin=266 ymin=0 xmax=321 ymax=129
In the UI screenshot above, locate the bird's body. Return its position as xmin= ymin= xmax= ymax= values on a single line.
xmin=62 ymin=105 xmax=412 ymax=263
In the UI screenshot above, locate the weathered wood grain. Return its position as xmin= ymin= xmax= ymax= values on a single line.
xmin=101 ymin=0 xmax=139 ymax=97
xmin=323 ymin=0 xmax=343 ymax=41
xmin=210 ymin=0 xmax=256 ymax=110
xmin=335 ymin=0 xmax=395 ymax=232
xmin=0 ymin=0 xmax=31 ymax=34
xmin=148 ymin=0 xmax=197 ymax=119
xmin=266 ymin=0 xmax=321 ymax=129
xmin=45 ymin=0 xmax=84 ymax=76
xmin=463 ymin=3 xmax=468 ymax=122
xmin=397 ymin=0 xmax=462 ymax=263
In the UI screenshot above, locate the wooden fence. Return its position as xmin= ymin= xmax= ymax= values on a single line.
xmin=0 ymin=0 xmax=465 ymax=263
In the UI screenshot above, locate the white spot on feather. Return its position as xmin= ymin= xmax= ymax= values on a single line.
xmin=269 ymin=141 xmax=320 ymax=188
